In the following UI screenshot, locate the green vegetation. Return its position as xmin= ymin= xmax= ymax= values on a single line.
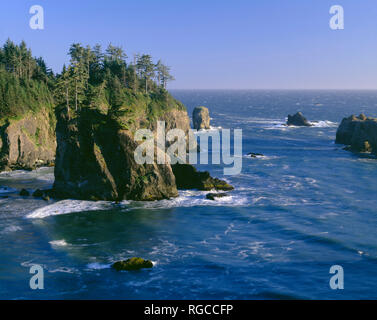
xmin=54 ymin=42 xmax=180 ymax=129
xmin=0 ymin=39 xmax=181 ymax=130
xmin=0 ymin=39 xmax=54 ymax=121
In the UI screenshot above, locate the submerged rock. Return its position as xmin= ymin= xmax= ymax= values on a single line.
xmin=192 ymin=106 xmax=210 ymax=130
xmin=172 ymin=164 xmax=234 ymax=191
xmin=247 ymin=152 xmax=264 ymax=158
xmin=336 ymin=114 xmax=377 ymax=154
xmin=206 ymin=192 xmax=229 ymax=200
xmin=32 ymin=189 xmax=44 ymax=197
xmin=287 ymin=112 xmax=312 ymax=127
xmin=112 ymin=257 xmax=153 ymax=271
xmin=19 ymin=189 xmax=30 ymax=196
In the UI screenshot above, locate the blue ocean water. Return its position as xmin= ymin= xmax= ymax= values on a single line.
xmin=1 ymin=90 xmax=377 ymax=299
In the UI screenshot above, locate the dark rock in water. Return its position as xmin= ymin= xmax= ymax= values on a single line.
xmin=206 ymin=192 xmax=229 ymax=200
xmin=112 ymin=257 xmax=153 ymax=271
xmin=19 ymin=189 xmax=30 ymax=196
xmin=32 ymin=189 xmax=44 ymax=197
xmin=287 ymin=112 xmax=312 ymax=127
xmin=42 ymin=195 xmax=50 ymax=201
xmin=336 ymin=114 xmax=377 ymax=154
xmin=247 ymin=152 xmax=264 ymax=158
xmin=192 ymin=106 xmax=210 ymax=130
xmin=172 ymin=164 xmax=234 ymax=191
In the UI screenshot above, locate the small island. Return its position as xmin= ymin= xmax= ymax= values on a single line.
xmin=336 ymin=114 xmax=377 ymax=154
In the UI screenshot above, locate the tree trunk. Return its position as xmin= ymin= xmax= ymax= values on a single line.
xmin=75 ymin=81 xmax=78 ymax=111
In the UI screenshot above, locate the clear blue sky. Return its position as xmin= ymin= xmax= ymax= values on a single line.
xmin=1 ymin=0 xmax=377 ymax=89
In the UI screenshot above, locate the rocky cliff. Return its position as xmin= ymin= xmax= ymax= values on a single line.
xmin=52 ymin=96 xmax=232 ymax=201
xmin=52 ymin=107 xmax=179 ymax=201
xmin=0 ymin=107 xmax=56 ymax=171
xmin=193 ymin=106 xmax=210 ymax=130
xmin=336 ymin=114 xmax=377 ymax=154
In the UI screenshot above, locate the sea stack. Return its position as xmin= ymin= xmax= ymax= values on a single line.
xmin=192 ymin=106 xmax=210 ymax=130
xmin=287 ymin=112 xmax=312 ymax=127
xmin=336 ymin=114 xmax=377 ymax=154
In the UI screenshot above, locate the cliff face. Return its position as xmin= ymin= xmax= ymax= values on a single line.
xmin=0 ymin=107 xmax=56 ymax=171
xmin=336 ymin=114 xmax=377 ymax=154
xmin=192 ymin=106 xmax=210 ymax=130
xmin=52 ymin=96 xmax=232 ymax=201
xmin=52 ymin=107 xmax=181 ymax=201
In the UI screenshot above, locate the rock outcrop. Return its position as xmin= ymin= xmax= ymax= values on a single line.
xmin=192 ymin=106 xmax=210 ymax=130
xmin=206 ymin=192 xmax=229 ymax=200
xmin=172 ymin=164 xmax=234 ymax=191
xmin=247 ymin=152 xmax=264 ymax=158
xmin=287 ymin=112 xmax=312 ymax=127
xmin=112 ymin=258 xmax=153 ymax=271
xmin=0 ymin=107 xmax=56 ymax=171
xmin=52 ymin=102 xmax=232 ymax=201
xmin=52 ymin=108 xmax=179 ymax=201
xmin=336 ymin=114 xmax=377 ymax=154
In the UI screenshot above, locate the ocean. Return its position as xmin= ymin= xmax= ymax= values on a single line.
xmin=1 ymin=90 xmax=377 ymax=299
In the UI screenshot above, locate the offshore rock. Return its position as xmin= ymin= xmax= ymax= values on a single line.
xmin=172 ymin=163 xmax=234 ymax=191
xmin=336 ymin=114 xmax=377 ymax=154
xmin=192 ymin=106 xmax=210 ymax=130
xmin=287 ymin=112 xmax=312 ymax=127
xmin=112 ymin=258 xmax=153 ymax=271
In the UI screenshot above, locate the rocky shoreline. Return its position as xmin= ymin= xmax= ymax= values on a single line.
xmin=336 ymin=114 xmax=377 ymax=155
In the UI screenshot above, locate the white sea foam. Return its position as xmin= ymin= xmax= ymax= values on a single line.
xmin=25 ymin=190 xmax=249 ymax=218
xmin=243 ymin=154 xmax=280 ymax=161
xmin=310 ymin=120 xmax=337 ymax=128
xmin=86 ymin=262 xmax=111 ymax=270
xmin=1 ymin=225 xmax=22 ymax=234
xmin=26 ymin=199 xmax=115 ymax=218
xmin=265 ymin=119 xmax=337 ymax=130
xmin=49 ymin=239 xmax=68 ymax=247
xmin=48 ymin=267 xmax=77 ymax=274
xmin=132 ymin=190 xmax=248 ymax=209
xmin=0 ymin=167 xmax=54 ymax=181
xmin=194 ymin=126 xmax=223 ymax=134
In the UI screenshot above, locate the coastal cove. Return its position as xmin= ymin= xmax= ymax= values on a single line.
xmin=1 ymin=90 xmax=377 ymax=299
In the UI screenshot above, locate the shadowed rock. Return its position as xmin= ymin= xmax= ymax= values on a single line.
xmin=19 ymin=189 xmax=30 ymax=196
xmin=247 ymin=152 xmax=264 ymax=158
xmin=52 ymin=108 xmax=178 ymax=201
xmin=336 ymin=114 xmax=377 ymax=154
xmin=287 ymin=112 xmax=312 ymax=127
xmin=206 ymin=192 xmax=229 ymax=200
xmin=0 ymin=107 xmax=56 ymax=171
xmin=172 ymin=164 xmax=233 ymax=191
xmin=192 ymin=106 xmax=210 ymax=130
xmin=32 ymin=189 xmax=44 ymax=197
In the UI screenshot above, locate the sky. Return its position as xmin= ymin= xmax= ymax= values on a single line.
xmin=1 ymin=0 xmax=377 ymax=89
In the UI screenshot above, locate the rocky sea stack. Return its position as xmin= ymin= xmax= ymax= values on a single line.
xmin=287 ymin=112 xmax=312 ymax=127
xmin=112 ymin=257 xmax=153 ymax=271
xmin=336 ymin=114 xmax=377 ymax=154
xmin=192 ymin=106 xmax=210 ymax=130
